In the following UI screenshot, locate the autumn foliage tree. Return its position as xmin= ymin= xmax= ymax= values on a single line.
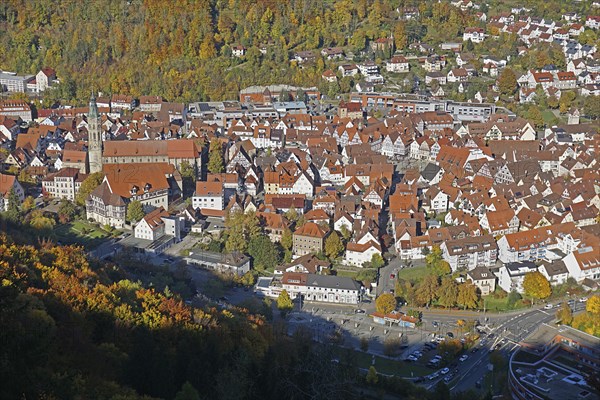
xmin=498 ymin=68 xmax=517 ymax=96
xmin=324 ymin=231 xmax=344 ymax=260
xmin=208 ymin=139 xmax=224 ymax=174
xmin=522 ymin=271 xmax=552 ymax=303
xmin=376 ymin=293 xmax=397 ymax=315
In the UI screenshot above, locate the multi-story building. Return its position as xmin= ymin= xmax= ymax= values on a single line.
xmin=466 ymin=266 xmax=496 ymax=296
xmin=0 ymin=100 xmax=32 ymax=122
xmin=280 ymin=272 xmax=361 ymax=305
xmin=102 ymin=140 xmax=201 ymax=178
xmin=0 ymin=71 xmax=34 ymax=93
xmin=42 ymin=167 xmax=86 ymax=201
xmin=293 ymin=222 xmax=329 ymax=256
xmin=192 ymin=181 xmax=224 ymax=210
xmin=497 ymin=261 xmax=538 ymax=293
xmin=440 ymin=235 xmax=498 ymax=271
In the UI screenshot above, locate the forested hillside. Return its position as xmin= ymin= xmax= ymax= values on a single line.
xmin=1 ymin=0 xmax=590 ymax=104
xmin=0 ymin=228 xmax=361 ymax=400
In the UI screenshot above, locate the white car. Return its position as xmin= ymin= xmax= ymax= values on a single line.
xmin=459 ymin=355 xmax=469 ymax=362
xmin=544 ymin=304 xmax=553 ymax=310
xmin=406 ymin=355 xmax=418 ymax=362
xmin=580 ymin=297 xmax=588 ymax=303
xmin=440 ymin=367 xmax=450 ymax=375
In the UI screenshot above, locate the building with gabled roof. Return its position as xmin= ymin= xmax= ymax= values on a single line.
xmin=293 ymin=222 xmax=329 ymax=256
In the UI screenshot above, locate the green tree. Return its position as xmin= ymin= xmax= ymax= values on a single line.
xmin=174 ymin=381 xmax=200 ymax=400
xmin=225 ymin=211 xmax=261 ymax=253
xmin=426 ymin=245 xmax=451 ymax=276
xmin=366 ymin=366 xmax=378 ymax=385
xmin=339 ymin=225 xmax=352 ymax=241
xmin=57 ymin=199 xmax=77 ymax=223
xmin=4 ymin=188 xmax=22 ymax=223
xmin=498 ymin=68 xmax=517 ymax=96
xmin=507 ymin=290 xmax=522 ymax=309
xmin=376 ymin=293 xmax=397 ymax=315
xmin=416 ymin=274 xmax=440 ymax=307
xmin=464 ymin=38 xmax=474 ymax=52
xmin=457 ymin=282 xmax=479 ymax=310
xmin=126 ymin=200 xmax=144 ymax=223
xmin=208 ymin=139 xmax=224 ymax=174
xmin=583 ymin=95 xmax=600 ymax=120
xmin=277 ymin=289 xmax=293 ymax=311
xmin=522 ymin=271 xmax=551 ymax=302
xmin=324 ymin=231 xmax=344 ymax=260
xmin=179 ymin=160 xmax=195 ymax=180
xmin=438 ymin=276 xmax=458 ymax=308
xmin=527 ymin=105 xmax=544 ymax=129
xmin=75 ymin=172 xmax=104 ymax=206
xmin=370 ymin=253 xmax=385 ymax=269
xmin=247 ymin=234 xmax=281 ymax=271
xmin=281 ymin=227 xmax=293 ymax=252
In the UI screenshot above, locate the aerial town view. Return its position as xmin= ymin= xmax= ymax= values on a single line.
xmin=0 ymin=0 xmax=599 ymax=399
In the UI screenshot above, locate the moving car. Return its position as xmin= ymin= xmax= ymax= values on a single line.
xmin=355 ymin=309 xmax=366 ymax=314
xmin=459 ymin=355 xmax=469 ymax=362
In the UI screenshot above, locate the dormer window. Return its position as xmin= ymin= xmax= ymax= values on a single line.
xmin=130 ymin=185 xmax=138 ymax=195
xmin=144 ymin=183 xmax=151 ymax=193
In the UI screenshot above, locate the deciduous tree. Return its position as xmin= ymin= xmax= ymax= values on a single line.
xmin=75 ymin=172 xmax=104 ymax=206
xmin=498 ymin=68 xmax=517 ymax=96
xmin=522 ymin=271 xmax=551 ymax=302
xmin=207 ymin=139 xmax=224 ymax=174
xmin=247 ymin=234 xmax=281 ymax=271
xmin=438 ymin=276 xmax=458 ymax=308
xmin=457 ymin=282 xmax=479 ymax=310
xmin=324 ymin=231 xmax=344 ymax=260
xmin=370 ymin=253 xmax=385 ymax=269
xmin=586 ymin=295 xmax=600 ymax=315
xmin=126 ymin=200 xmax=144 ymax=223
xmin=416 ymin=274 xmax=439 ymax=307
xmin=555 ymin=302 xmax=573 ymax=325
xmin=277 ymin=289 xmax=293 ymax=311
xmin=375 ymin=293 xmax=396 ymax=315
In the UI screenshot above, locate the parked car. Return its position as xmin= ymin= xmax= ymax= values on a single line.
xmin=440 ymin=367 xmax=450 ymax=375
xmin=580 ymin=297 xmax=588 ymax=303
xmin=355 ymin=309 xmax=366 ymax=314
xmin=444 ymin=374 xmax=454 ymax=383
xmin=544 ymin=304 xmax=553 ymax=310
xmin=471 ymin=347 xmax=480 ymax=353
xmin=459 ymin=355 xmax=469 ymax=362
xmin=390 ymin=273 xmax=396 ymax=279
xmin=447 ymin=332 xmax=454 ymax=338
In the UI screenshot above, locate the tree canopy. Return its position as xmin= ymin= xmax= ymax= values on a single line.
xmin=522 ymin=271 xmax=552 ymax=301
xmin=376 ymin=293 xmax=397 ymax=315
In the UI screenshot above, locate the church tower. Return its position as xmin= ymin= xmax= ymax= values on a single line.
xmin=88 ymin=92 xmax=103 ymax=173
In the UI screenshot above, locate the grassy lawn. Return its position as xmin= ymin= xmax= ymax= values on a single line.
xmin=396 ymin=265 xmax=429 ymax=282
xmin=482 ymin=295 xmax=527 ymax=312
xmin=335 ymin=269 xmax=359 ymax=279
xmin=332 ymin=346 xmax=431 ymax=377
xmin=54 ymin=220 xmax=111 ymax=249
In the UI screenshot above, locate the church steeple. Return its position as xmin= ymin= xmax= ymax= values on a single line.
xmin=88 ymin=91 xmax=103 ymax=174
